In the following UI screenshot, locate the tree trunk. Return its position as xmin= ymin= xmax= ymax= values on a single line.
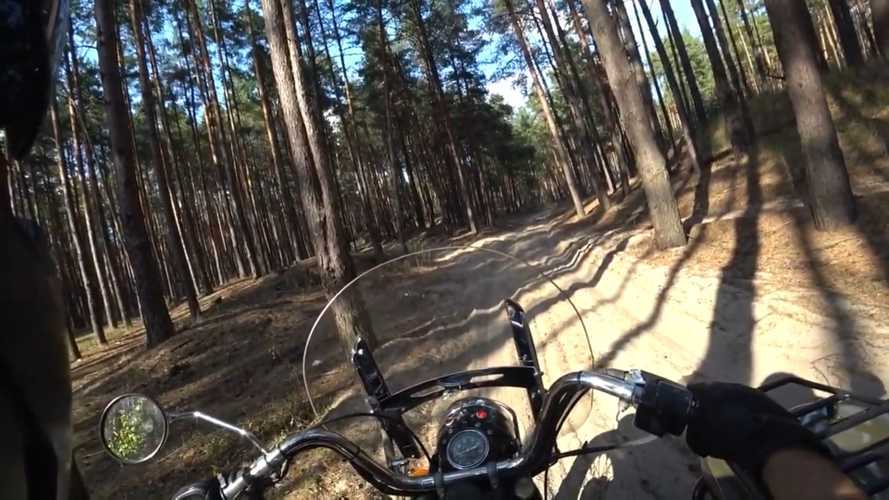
xmin=130 ymin=0 xmax=201 ymax=322
xmin=798 ymin=1 xmax=831 ymax=72
xmin=92 ymin=146 xmax=134 ymax=324
xmin=764 ymin=0 xmax=857 ymax=230
xmin=716 ymin=0 xmax=754 ymax=96
xmin=703 ymin=0 xmax=754 ymax=131
xmin=567 ymin=0 xmax=632 ymax=197
xmin=322 ymin=0 xmax=386 ymax=253
xmin=245 ymin=1 xmax=309 ymax=263
xmin=144 ymin=21 xmax=211 ymax=295
xmin=735 ymin=0 xmax=769 ymax=87
xmin=638 ymin=0 xmax=702 ymax=173
xmin=613 ymin=0 xmax=665 ymax=151
xmin=376 ymin=0 xmax=409 ymax=252
xmin=631 ymin=0 xmax=676 ymax=146
xmin=505 ymin=0 xmax=586 ymax=217
xmin=49 ymin=105 xmax=107 ymax=346
xmin=185 ymin=0 xmax=257 ymax=278
xmin=38 ymin=156 xmax=84 ymax=359
xmin=313 ymin=0 xmax=386 ymax=248
xmin=874 ymin=0 xmax=889 ymax=57
xmin=528 ymin=14 xmax=588 ymax=197
xmin=64 ymin=50 xmax=116 ymax=332
xmin=663 ymin=10 xmax=692 ymax=120
xmin=260 ymin=0 xmax=376 ymax=352
xmin=818 ymin=6 xmax=845 ymax=68
xmin=581 ymin=0 xmax=687 ymax=248
xmin=541 ymin=0 xmax=610 ymax=210
xmin=690 ymin=0 xmax=751 ymax=159
xmin=828 ymin=0 xmax=865 ymax=65
xmin=209 ymin=0 xmax=272 ymax=276
xmin=659 ymin=0 xmax=709 ymax=125
xmin=174 ymin=12 xmax=231 ymax=284
xmin=408 ymin=0 xmax=479 ymax=233
xmin=94 ymin=0 xmax=174 ymax=347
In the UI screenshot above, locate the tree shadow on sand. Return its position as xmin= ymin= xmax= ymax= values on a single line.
xmin=553 ymin=415 xmax=698 ymax=499
xmin=770 ymin=133 xmax=882 ymax=396
xmin=593 ymin=156 xmax=722 ymax=369
xmin=690 ymin=146 xmax=762 ymax=385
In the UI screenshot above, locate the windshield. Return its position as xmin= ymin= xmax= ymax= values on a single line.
xmin=302 ymin=246 xmax=595 ymax=464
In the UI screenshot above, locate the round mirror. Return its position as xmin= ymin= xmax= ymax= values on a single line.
xmin=99 ymin=394 xmax=168 ymax=464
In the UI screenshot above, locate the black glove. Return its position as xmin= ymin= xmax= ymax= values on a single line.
xmin=685 ymin=382 xmax=826 ymax=476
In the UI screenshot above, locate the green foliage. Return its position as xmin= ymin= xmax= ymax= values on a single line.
xmin=648 ymin=30 xmax=717 ymax=108
xmin=106 ymin=400 xmax=149 ymax=461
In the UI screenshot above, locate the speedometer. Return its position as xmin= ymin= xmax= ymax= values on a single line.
xmin=445 ymin=429 xmax=490 ymax=469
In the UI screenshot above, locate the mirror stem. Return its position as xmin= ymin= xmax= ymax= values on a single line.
xmin=170 ymin=411 xmax=270 ymax=455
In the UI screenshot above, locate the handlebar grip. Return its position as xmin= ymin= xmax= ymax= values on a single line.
xmin=633 ymin=371 xmax=694 ymax=437
xmin=171 ymin=477 xmax=224 ymax=500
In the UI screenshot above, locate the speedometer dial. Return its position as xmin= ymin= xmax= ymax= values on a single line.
xmin=445 ymin=429 xmax=490 ymax=470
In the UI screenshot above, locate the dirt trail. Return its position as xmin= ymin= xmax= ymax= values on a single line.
xmin=454 ymin=187 xmax=889 ymax=498
xmin=71 ymin=67 xmax=889 ymax=498
xmin=73 ymin=140 xmax=889 ymax=499
xmin=296 ymin=171 xmax=889 ymax=499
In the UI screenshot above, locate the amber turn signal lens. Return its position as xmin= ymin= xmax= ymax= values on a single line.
xmin=408 ymin=464 xmax=430 ymax=477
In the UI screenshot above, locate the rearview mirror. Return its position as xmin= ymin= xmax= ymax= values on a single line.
xmin=99 ymin=394 xmax=168 ymax=464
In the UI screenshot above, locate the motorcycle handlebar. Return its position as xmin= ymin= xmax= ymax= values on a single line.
xmin=214 ymin=369 xmax=693 ymax=499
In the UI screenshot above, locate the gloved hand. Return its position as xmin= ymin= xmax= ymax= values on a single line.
xmin=685 ymin=382 xmax=826 ymax=476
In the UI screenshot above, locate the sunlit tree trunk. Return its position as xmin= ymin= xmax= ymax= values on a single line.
xmin=246 ymin=4 xmax=308 ymax=263
xmin=408 ymin=0 xmax=479 ymax=233
xmin=130 ymin=0 xmax=201 ymax=322
xmin=715 ymin=0 xmax=754 ymax=96
xmin=613 ymin=0 xmax=664 ymax=151
xmin=505 ymin=0 xmax=586 ymax=217
xmin=376 ymin=0 xmax=409 ymax=252
xmin=581 ymin=0 xmax=687 ymax=248
xmin=631 ymin=0 xmax=676 ymax=146
xmin=798 ymin=1 xmax=831 ymax=72
xmin=49 ymin=105 xmax=107 ymax=346
xmin=566 ymin=0 xmax=632 ymax=198
xmin=260 ymin=0 xmax=377 ymax=352
xmin=659 ymin=0 xmax=708 ymax=125
xmin=316 ymin=0 xmax=387 ymax=252
xmin=63 ymin=46 xmax=115 ymax=331
xmin=185 ymin=0 xmax=257 ymax=278
xmin=638 ymin=0 xmax=701 ymax=173
xmin=539 ymin=0 xmax=610 ymax=210
xmin=828 ymin=0 xmax=865 ymax=65
xmin=143 ymin=21 xmax=211 ymax=295
xmin=95 ymin=0 xmax=174 ymax=347
xmin=703 ymin=0 xmax=754 ymax=132
xmin=690 ymin=0 xmax=751 ymax=158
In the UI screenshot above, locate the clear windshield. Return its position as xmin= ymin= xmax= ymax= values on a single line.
xmin=301 ymin=246 xmax=595 ymax=464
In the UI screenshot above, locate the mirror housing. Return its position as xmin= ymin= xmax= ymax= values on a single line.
xmin=99 ymin=393 xmax=168 ymax=464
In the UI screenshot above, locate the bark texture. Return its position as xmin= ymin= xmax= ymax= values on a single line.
xmin=581 ymin=0 xmax=687 ymax=248
xmin=764 ymin=0 xmax=857 ymax=230
xmin=872 ymin=0 xmax=889 ymax=57
xmin=95 ymin=0 xmax=174 ymax=347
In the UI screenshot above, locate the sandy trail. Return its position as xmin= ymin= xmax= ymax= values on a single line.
xmin=73 ymin=183 xmax=889 ymax=499
xmin=299 ymin=192 xmax=888 ymax=499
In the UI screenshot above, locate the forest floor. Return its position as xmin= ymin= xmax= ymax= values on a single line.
xmin=72 ymin=66 xmax=889 ymax=499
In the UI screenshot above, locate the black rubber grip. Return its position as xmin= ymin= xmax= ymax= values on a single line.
xmin=633 ymin=371 xmax=694 ymax=437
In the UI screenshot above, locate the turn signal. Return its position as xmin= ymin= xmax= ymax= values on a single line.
xmin=408 ymin=464 xmax=430 ymax=477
